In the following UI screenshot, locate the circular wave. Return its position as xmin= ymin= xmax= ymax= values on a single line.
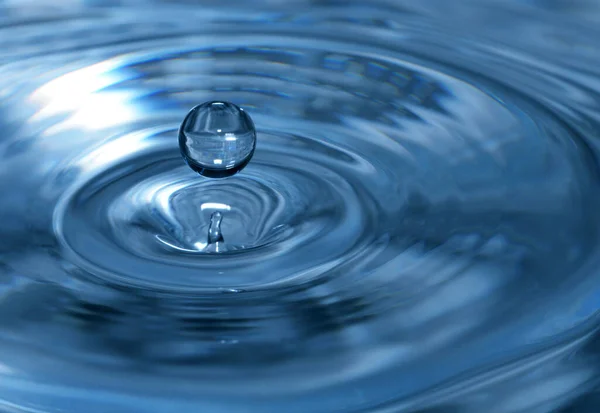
xmin=1 ymin=1 xmax=600 ymax=412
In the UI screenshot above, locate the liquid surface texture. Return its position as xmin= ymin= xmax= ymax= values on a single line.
xmin=1 ymin=1 xmax=600 ymax=412
xmin=179 ymin=101 xmax=256 ymax=177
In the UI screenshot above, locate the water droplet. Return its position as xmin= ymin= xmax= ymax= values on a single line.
xmin=207 ymin=211 xmax=224 ymax=244
xmin=178 ymin=101 xmax=256 ymax=178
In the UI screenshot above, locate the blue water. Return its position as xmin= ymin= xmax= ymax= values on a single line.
xmin=1 ymin=1 xmax=600 ymax=412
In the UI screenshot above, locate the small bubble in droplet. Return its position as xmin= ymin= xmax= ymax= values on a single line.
xmin=179 ymin=101 xmax=256 ymax=178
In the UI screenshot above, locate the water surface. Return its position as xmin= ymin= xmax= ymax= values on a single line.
xmin=1 ymin=1 xmax=600 ymax=412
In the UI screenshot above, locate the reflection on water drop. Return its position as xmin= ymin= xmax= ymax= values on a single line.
xmin=208 ymin=211 xmax=224 ymax=244
xmin=203 ymin=211 xmax=227 ymax=253
xmin=178 ymin=101 xmax=257 ymax=178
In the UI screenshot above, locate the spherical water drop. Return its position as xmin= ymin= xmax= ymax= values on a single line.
xmin=178 ymin=101 xmax=257 ymax=178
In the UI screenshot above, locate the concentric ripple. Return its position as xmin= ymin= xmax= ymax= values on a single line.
xmin=2 ymin=1 xmax=600 ymax=412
